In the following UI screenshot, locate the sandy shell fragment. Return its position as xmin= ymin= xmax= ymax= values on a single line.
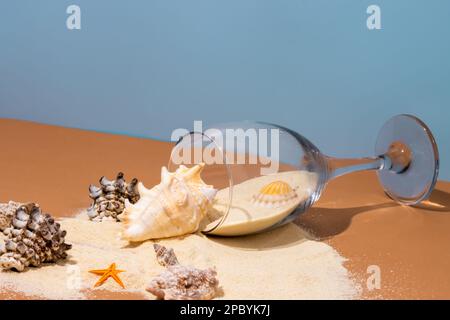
xmin=87 ymin=172 xmax=140 ymax=222
xmin=146 ymin=264 xmax=219 ymax=300
xmin=0 ymin=202 xmax=71 ymax=272
xmin=148 ymin=244 xmax=219 ymax=300
xmin=153 ymin=243 xmax=179 ymax=267
xmin=251 ymin=180 xmax=298 ymax=208
xmin=121 ymin=163 xmax=217 ymax=241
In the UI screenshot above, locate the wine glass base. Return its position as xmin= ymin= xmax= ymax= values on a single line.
xmin=375 ymin=114 xmax=439 ymax=205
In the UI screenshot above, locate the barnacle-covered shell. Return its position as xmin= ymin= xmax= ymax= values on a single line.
xmin=0 ymin=203 xmax=72 ymax=272
xmin=251 ymin=180 xmax=298 ymax=208
xmin=146 ymin=264 xmax=219 ymax=300
xmin=154 ymin=243 xmax=179 ymax=267
xmin=121 ymin=163 xmax=217 ymax=241
xmin=87 ymin=172 xmax=140 ymax=222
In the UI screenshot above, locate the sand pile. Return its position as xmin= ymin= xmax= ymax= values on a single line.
xmin=0 ymin=214 xmax=360 ymax=299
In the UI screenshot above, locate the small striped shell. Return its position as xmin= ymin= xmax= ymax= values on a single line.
xmin=251 ymin=180 xmax=298 ymax=208
xmin=154 ymin=243 xmax=179 ymax=267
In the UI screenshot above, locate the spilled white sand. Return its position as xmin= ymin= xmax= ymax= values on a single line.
xmin=0 ymin=214 xmax=360 ymax=299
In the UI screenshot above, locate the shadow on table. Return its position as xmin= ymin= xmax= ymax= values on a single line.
xmin=295 ymin=202 xmax=397 ymax=240
xmin=413 ymin=189 xmax=450 ymax=212
xmin=207 ymin=223 xmax=310 ymax=251
xmin=295 ymin=188 xmax=450 ymax=240
xmin=208 ymin=188 xmax=450 ymax=249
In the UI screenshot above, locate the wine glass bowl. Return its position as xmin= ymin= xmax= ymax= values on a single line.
xmin=168 ymin=114 xmax=439 ymax=236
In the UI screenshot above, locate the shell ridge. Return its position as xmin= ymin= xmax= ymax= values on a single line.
xmin=121 ymin=163 xmax=217 ymax=241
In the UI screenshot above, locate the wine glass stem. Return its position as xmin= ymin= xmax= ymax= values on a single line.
xmin=326 ymin=155 xmax=388 ymax=180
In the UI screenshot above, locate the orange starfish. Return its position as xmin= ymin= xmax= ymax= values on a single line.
xmin=89 ymin=263 xmax=125 ymax=289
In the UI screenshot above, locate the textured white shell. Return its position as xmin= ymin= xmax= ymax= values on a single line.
xmin=121 ymin=163 xmax=217 ymax=241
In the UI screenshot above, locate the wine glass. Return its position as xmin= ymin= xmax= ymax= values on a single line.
xmin=168 ymin=114 xmax=439 ymax=236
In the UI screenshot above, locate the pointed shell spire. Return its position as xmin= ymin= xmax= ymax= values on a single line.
xmin=153 ymin=243 xmax=179 ymax=267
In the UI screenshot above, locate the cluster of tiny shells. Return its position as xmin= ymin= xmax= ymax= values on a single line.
xmin=87 ymin=172 xmax=140 ymax=221
xmin=147 ymin=244 xmax=219 ymax=300
xmin=0 ymin=202 xmax=72 ymax=272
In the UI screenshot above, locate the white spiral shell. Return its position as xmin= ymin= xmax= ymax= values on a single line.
xmin=120 ymin=163 xmax=217 ymax=241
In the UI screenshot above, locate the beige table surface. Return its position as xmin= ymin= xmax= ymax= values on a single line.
xmin=1 ymin=118 xmax=449 ymax=299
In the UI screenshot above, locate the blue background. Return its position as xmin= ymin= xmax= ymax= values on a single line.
xmin=1 ymin=1 xmax=449 ymax=179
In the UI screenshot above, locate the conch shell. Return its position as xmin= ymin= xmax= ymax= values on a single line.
xmin=251 ymin=180 xmax=298 ymax=208
xmin=121 ymin=163 xmax=217 ymax=241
